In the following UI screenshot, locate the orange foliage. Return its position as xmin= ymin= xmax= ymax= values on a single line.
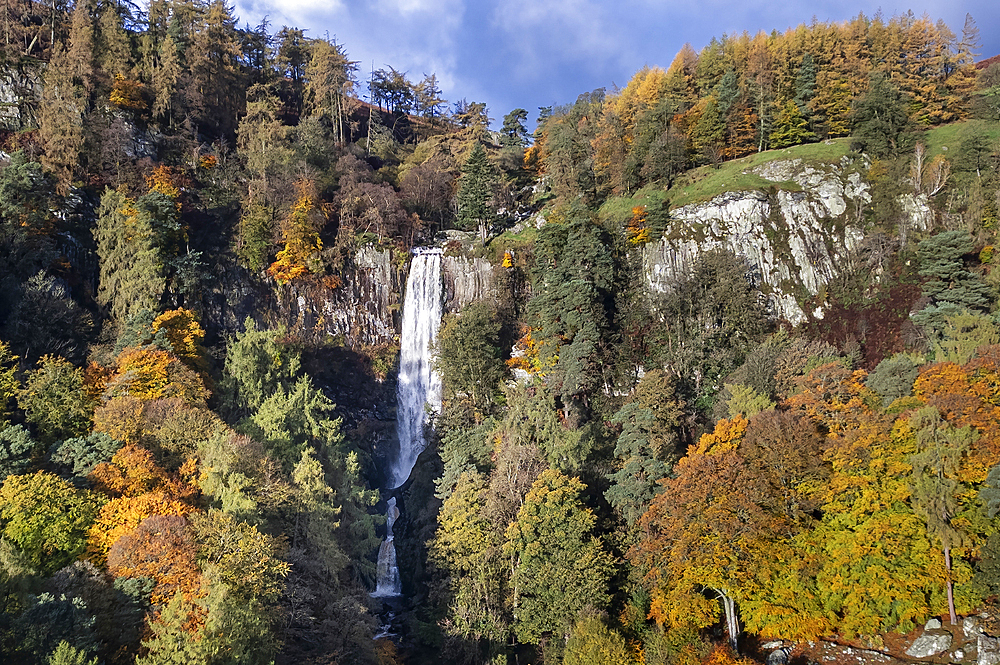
xmin=787 ymin=362 xmax=878 ymax=434
xmin=701 ymin=645 xmax=758 ymax=665
xmin=83 ymin=361 xmax=113 ymax=404
xmin=109 ymin=74 xmax=148 ymax=110
xmin=627 ymin=205 xmax=651 ymax=246
xmin=506 ymin=326 xmax=554 ymax=376
xmin=108 ymin=514 xmax=203 ymax=607
xmin=88 ymin=444 xmax=200 ymax=559
xmin=913 ymin=349 xmax=1000 ymax=481
xmin=198 ymin=154 xmax=217 ymax=170
xmin=145 ymin=164 xmax=182 ymax=201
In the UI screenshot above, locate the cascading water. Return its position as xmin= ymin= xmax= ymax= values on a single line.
xmin=372 ymin=498 xmax=401 ymax=597
xmin=372 ymin=248 xmax=443 ymax=599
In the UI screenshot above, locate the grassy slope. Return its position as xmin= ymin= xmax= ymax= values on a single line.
xmin=598 ymin=119 xmax=1000 ymax=223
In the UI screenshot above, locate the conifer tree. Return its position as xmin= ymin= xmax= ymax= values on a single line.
xmin=456 ymin=143 xmax=499 ymax=245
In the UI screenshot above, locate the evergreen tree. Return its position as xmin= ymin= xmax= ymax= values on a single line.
xmin=456 ymin=143 xmax=499 ymax=244
xmin=503 ymin=469 xmax=615 ymax=645
xmin=851 ymin=73 xmax=912 ymax=159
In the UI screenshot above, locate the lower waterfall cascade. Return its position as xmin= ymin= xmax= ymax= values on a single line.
xmin=372 ymin=249 xmax=443 ymax=599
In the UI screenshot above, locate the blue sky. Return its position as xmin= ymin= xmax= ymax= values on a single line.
xmin=232 ymin=0 xmax=1000 ymax=128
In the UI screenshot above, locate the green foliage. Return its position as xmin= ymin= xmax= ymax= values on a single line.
xmin=0 ymin=340 xmax=19 ymax=427
xmin=528 ymin=203 xmax=617 ymax=423
xmin=605 ymin=370 xmax=682 ymax=524
xmin=48 ymin=640 xmax=99 ymax=665
xmin=769 ymin=100 xmax=817 ymax=149
xmin=562 ymin=615 xmax=631 ymax=665
xmin=503 ymin=469 xmax=615 ymax=644
xmin=94 ymin=188 xmax=167 ymax=324
xmin=13 ymin=593 xmax=99 ymax=664
xmin=136 ymin=591 xmax=208 ymax=665
xmin=852 ymin=73 xmax=913 ymax=159
xmin=725 ymin=383 xmax=775 ymax=419
xmin=867 ymin=354 xmax=921 ymax=406
xmin=193 ymin=510 xmax=289 ymax=604
xmin=434 ymin=301 xmax=507 ymax=417
xmin=220 ymin=318 xmax=302 ymax=418
xmin=3 ymin=272 xmax=93 ymax=364
xmin=19 ymin=355 xmax=93 ymax=444
xmin=248 ymin=375 xmax=342 ymax=468
xmin=933 ymin=312 xmax=1000 ymax=365
xmin=430 ymin=469 xmax=510 ymax=645
xmin=652 ymin=249 xmax=770 ymax=409
xmin=456 ymin=143 xmax=500 ymax=243
xmin=0 ymin=425 xmax=35 ymax=480
xmin=911 ymin=230 xmax=994 ymax=340
xmin=0 ymin=472 xmax=103 ymax=574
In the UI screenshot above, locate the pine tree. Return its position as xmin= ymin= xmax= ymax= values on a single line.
xmin=456 ymin=143 xmax=499 ymax=245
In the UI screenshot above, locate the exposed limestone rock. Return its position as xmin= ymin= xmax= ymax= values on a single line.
xmin=965 ymin=616 xmax=984 ymax=638
xmin=641 ymin=158 xmax=934 ymax=324
xmin=0 ymin=61 xmax=43 ymax=130
xmin=905 ymin=631 xmax=952 ymax=658
xmin=980 ymin=634 xmax=1000 ymax=665
xmin=925 ymin=618 xmax=943 ymax=630
xmin=442 ymin=255 xmax=494 ymax=312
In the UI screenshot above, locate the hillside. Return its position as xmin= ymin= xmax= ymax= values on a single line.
xmin=2 ymin=3 xmax=1000 ymax=665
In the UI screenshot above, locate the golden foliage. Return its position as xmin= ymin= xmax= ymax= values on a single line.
xmin=109 ymin=74 xmax=148 ymax=110
xmin=627 ymin=206 xmax=651 ymax=246
xmin=145 ymin=164 xmax=182 ymax=200
xmin=267 ymin=180 xmax=325 ymax=285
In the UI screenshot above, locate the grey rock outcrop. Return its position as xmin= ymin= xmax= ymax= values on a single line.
xmin=642 ymin=158 xmax=934 ymax=324
xmin=905 ymin=631 xmax=952 ymax=658
xmin=980 ymin=634 xmax=1000 ymax=665
xmin=442 ymin=255 xmax=494 ymax=312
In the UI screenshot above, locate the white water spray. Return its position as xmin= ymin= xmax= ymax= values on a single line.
xmin=372 ymin=249 xmax=443 ymax=598
xmin=389 ymin=249 xmax=443 ymax=489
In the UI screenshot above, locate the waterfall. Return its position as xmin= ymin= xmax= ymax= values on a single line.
xmin=372 ymin=249 xmax=443 ymax=599
xmin=389 ymin=249 xmax=443 ymax=489
xmin=372 ymin=498 xmax=402 ymax=597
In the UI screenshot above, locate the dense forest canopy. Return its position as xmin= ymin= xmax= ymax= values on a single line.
xmin=1 ymin=1 xmax=1000 ymax=664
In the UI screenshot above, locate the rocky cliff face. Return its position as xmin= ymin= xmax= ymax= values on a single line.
xmin=217 ymin=247 xmax=496 ymax=349
xmin=642 ymin=157 xmax=933 ymax=324
xmin=0 ymin=60 xmax=43 ymax=131
xmin=441 ymin=255 xmax=494 ymax=313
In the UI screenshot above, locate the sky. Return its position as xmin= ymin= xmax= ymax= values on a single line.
xmin=231 ymin=0 xmax=1000 ymax=129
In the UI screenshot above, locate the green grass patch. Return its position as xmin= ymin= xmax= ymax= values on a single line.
xmin=665 ymin=138 xmax=853 ymax=209
xmin=597 ymin=185 xmax=669 ymax=224
xmin=920 ymin=119 xmax=1000 ymax=159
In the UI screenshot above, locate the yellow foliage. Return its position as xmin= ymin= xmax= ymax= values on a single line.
xmin=502 ymin=250 xmax=514 ymax=268
xmin=198 ymin=154 xmax=217 ymax=170
xmin=146 ymin=164 xmax=182 ymax=200
xmin=106 ymin=347 xmax=209 ymax=405
xmin=267 ymin=180 xmax=325 ymax=285
xmin=627 ymin=205 xmax=651 ymax=246
xmin=109 ymin=74 xmax=148 ymax=110
xmin=152 ymin=308 xmax=208 ymax=375
xmin=693 ymin=415 xmax=749 ymax=455
xmin=506 ymin=326 xmax=555 ymax=376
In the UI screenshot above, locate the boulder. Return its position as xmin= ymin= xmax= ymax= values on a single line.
xmin=905 ymin=632 xmax=952 ymax=658
xmin=980 ymin=635 xmax=1000 ymax=665
xmin=925 ymin=618 xmax=942 ymax=630
xmin=966 ymin=616 xmax=984 ymax=638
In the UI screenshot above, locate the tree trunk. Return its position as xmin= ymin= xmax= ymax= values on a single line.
xmin=718 ymin=590 xmax=740 ymax=651
xmin=945 ymin=546 xmax=957 ymax=624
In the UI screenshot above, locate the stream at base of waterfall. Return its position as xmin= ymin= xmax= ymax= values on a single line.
xmin=371 ymin=249 xmax=443 ymax=615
